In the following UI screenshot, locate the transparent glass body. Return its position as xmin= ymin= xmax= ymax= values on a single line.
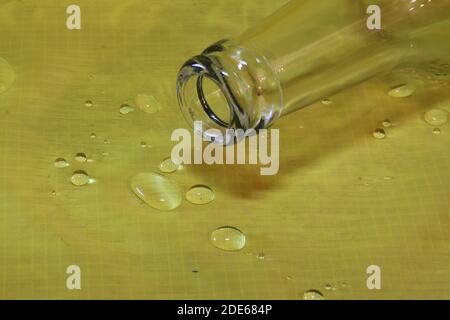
xmin=177 ymin=0 xmax=450 ymax=139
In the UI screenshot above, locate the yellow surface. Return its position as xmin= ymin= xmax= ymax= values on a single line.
xmin=0 ymin=0 xmax=449 ymax=299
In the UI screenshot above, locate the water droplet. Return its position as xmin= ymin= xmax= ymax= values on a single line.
xmin=104 ymin=139 xmax=110 ymax=144
xmin=321 ymin=99 xmax=332 ymax=105
xmin=373 ymin=128 xmax=386 ymax=139
xmin=257 ymin=252 xmax=265 ymax=260
xmin=90 ymin=133 xmax=97 ymax=139
xmin=135 ymin=94 xmax=162 ymax=114
xmin=210 ymin=227 xmax=246 ymax=251
xmin=75 ymin=153 xmax=87 ymax=162
xmin=186 ymin=185 xmax=215 ymax=205
xmin=424 ymin=109 xmax=448 ymax=126
xmin=101 ymin=152 xmax=109 ymax=157
xmin=54 ymin=158 xmax=69 ymax=168
xmin=302 ymin=290 xmax=325 ymax=300
xmin=159 ymin=158 xmax=179 ymax=173
xmin=432 ymin=128 xmax=442 ymax=135
xmin=70 ymin=170 xmax=91 ymax=186
xmin=325 ymin=284 xmax=333 ymax=291
xmin=85 ymin=100 xmax=93 ymax=108
xmin=130 ymin=172 xmax=182 ymax=211
xmin=119 ymin=103 xmax=134 ymax=115
xmin=388 ymin=84 xmax=415 ymax=98
xmin=382 ymin=120 xmax=392 ymax=128
xmin=341 ymin=282 xmax=349 ymax=288
xmin=0 ymin=57 xmax=15 ymax=94
xmin=140 ymin=141 xmax=147 ymax=148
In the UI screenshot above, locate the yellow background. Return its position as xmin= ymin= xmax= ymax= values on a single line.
xmin=0 ymin=0 xmax=449 ymax=299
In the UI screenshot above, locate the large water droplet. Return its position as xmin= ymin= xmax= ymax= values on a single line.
xmin=302 ymin=290 xmax=325 ymax=300
xmin=70 ymin=170 xmax=91 ymax=186
xmin=135 ymin=94 xmax=162 ymax=114
xmin=186 ymin=185 xmax=215 ymax=205
xmin=0 ymin=57 xmax=15 ymax=94
xmin=424 ymin=109 xmax=448 ymax=126
xmin=210 ymin=227 xmax=246 ymax=251
xmin=159 ymin=158 xmax=179 ymax=173
xmin=54 ymin=158 xmax=69 ymax=168
xmin=130 ymin=172 xmax=182 ymax=211
xmin=388 ymin=84 xmax=414 ymax=98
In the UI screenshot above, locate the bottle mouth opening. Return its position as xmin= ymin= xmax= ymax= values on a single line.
xmin=176 ymin=54 xmax=254 ymax=143
xmin=176 ymin=45 xmax=283 ymax=144
xmin=196 ymin=74 xmax=231 ymax=128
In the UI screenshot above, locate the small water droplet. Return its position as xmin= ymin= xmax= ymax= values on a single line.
xmin=54 ymin=158 xmax=69 ymax=168
xmin=325 ymin=284 xmax=333 ymax=291
xmin=341 ymin=282 xmax=349 ymax=288
xmin=186 ymin=185 xmax=215 ymax=205
xmin=0 ymin=57 xmax=15 ymax=94
xmin=388 ymin=84 xmax=415 ymax=98
xmin=90 ymin=133 xmax=97 ymax=139
xmin=104 ymin=139 xmax=110 ymax=144
xmin=70 ymin=170 xmax=91 ymax=186
xmin=101 ymin=152 xmax=109 ymax=157
xmin=373 ymin=128 xmax=386 ymax=139
xmin=424 ymin=109 xmax=448 ymax=126
xmin=130 ymin=172 xmax=182 ymax=211
xmin=119 ymin=103 xmax=134 ymax=115
xmin=302 ymin=290 xmax=324 ymax=300
xmin=210 ymin=227 xmax=246 ymax=251
xmin=432 ymin=128 xmax=442 ymax=135
xmin=85 ymin=100 xmax=93 ymax=108
xmin=140 ymin=141 xmax=147 ymax=148
xmin=75 ymin=153 xmax=87 ymax=162
xmin=135 ymin=94 xmax=162 ymax=114
xmin=382 ymin=120 xmax=392 ymax=128
xmin=257 ymin=252 xmax=265 ymax=260
xmin=159 ymin=158 xmax=179 ymax=173
xmin=321 ymin=99 xmax=332 ymax=105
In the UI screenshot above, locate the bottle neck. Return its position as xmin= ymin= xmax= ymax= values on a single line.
xmin=176 ymin=39 xmax=408 ymax=137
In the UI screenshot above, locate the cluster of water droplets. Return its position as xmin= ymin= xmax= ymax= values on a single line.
xmin=53 ymin=153 xmax=96 ymax=187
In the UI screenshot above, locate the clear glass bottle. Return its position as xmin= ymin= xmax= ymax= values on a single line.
xmin=177 ymin=0 xmax=450 ymax=140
